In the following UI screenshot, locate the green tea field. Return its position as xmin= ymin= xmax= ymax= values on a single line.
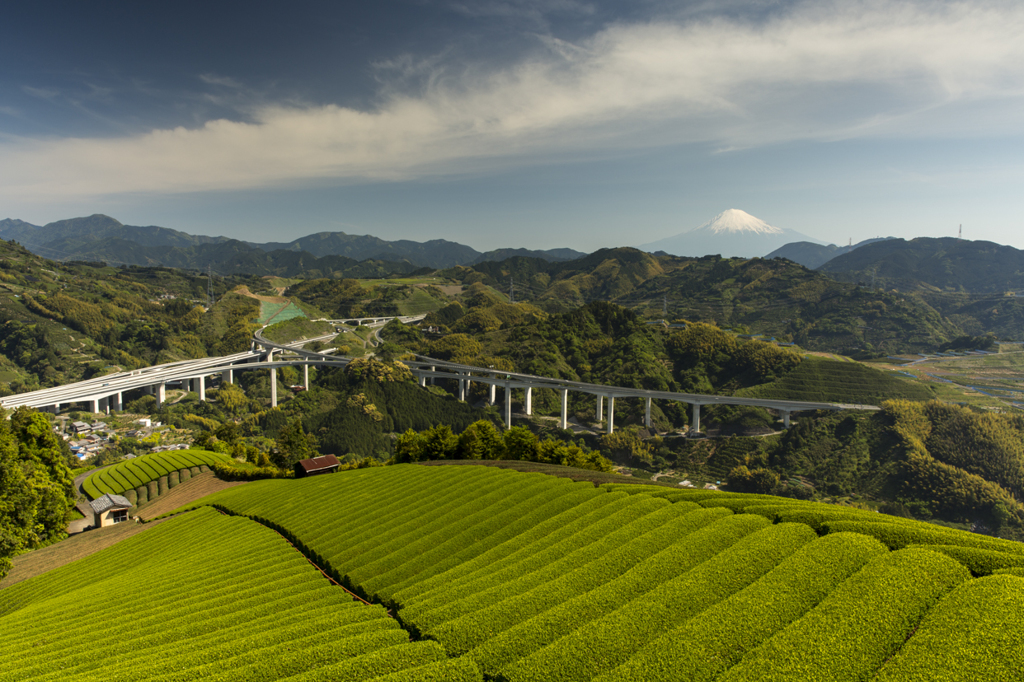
xmin=2 ymin=464 xmax=1022 ymax=681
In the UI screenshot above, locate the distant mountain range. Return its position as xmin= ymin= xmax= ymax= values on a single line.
xmin=765 ymin=237 xmax=896 ymax=269
xmin=818 ymin=237 xmax=1024 ymax=293
xmin=638 ymin=209 xmax=823 ymax=258
xmin=0 ymin=215 xmax=587 ymax=273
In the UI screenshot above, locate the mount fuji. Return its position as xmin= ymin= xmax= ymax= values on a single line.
xmin=638 ymin=209 xmax=823 ymax=258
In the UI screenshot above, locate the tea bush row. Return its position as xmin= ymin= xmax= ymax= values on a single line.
xmin=83 ymin=449 xmax=232 ymax=498
xmin=0 ymin=506 xmax=456 ymax=681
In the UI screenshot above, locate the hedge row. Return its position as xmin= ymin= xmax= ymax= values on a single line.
xmin=909 ymin=543 xmax=1024 ymax=576
xmin=595 ymin=532 xmax=888 ymax=682
xmin=822 ymin=519 xmax=1024 ymax=555
xmin=715 ymin=548 xmax=970 ymax=681
xmin=492 ymin=519 xmax=812 ymax=681
xmin=83 ymin=449 xmax=233 ymax=498
xmin=463 ymin=508 xmax=753 ymax=676
xmin=118 ymin=464 xmax=1024 ymax=681
xmin=874 ymin=574 xmax=1024 ymax=681
xmin=0 ymin=507 xmax=449 ymax=682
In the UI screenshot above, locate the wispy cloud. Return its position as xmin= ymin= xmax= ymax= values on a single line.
xmin=22 ymin=85 xmax=61 ymax=100
xmin=199 ymin=73 xmax=245 ymax=89
xmin=2 ymin=0 xmax=1023 ymax=201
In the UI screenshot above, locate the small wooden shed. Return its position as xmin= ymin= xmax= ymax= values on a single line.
xmin=89 ymin=493 xmax=133 ymax=528
xmin=294 ymin=455 xmax=341 ymax=478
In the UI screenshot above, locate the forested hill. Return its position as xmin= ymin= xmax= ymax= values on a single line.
xmin=0 ymin=238 xmax=270 ymax=392
xmin=444 ymin=247 xmax=963 ymax=354
xmin=819 ymin=237 xmax=1024 ymax=293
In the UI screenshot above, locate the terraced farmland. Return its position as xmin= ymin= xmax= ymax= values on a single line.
xmin=5 ymin=464 xmax=1022 ymax=680
xmin=82 ymin=449 xmax=234 ymax=500
xmin=0 ymin=506 xmax=477 ymax=681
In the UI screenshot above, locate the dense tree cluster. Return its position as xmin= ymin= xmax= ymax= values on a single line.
xmin=393 ymin=420 xmax=612 ymax=472
xmin=0 ymin=408 xmax=77 ymax=579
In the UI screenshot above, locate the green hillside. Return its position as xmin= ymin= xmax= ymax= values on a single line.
xmin=0 ymin=238 xmax=268 ymax=391
xmin=739 ymin=356 xmax=934 ymax=404
xmin=0 ymin=506 xmax=475 ymax=681
xmin=6 ymin=464 xmax=1024 ymax=679
xmin=180 ymin=466 xmax=1024 ymax=678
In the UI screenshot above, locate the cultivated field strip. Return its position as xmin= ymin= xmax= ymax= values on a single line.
xmin=82 ymin=448 xmax=233 ymax=498
xmin=180 ymin=464 xmax=1024 ymax=680
xmin=0 ymin=507 xmax=473 ymax=682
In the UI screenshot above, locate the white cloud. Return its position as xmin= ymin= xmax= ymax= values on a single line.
xmin=2 ymin=0 xmax=1024 ymax=201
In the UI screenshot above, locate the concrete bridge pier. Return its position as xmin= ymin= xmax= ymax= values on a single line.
xmin=504 ymin=382 xmax=512 ymax=429
xmin=525 ymin=387 xmax=532 ymax=416
xmin=559 ymin=389 xmax=568 ymax=430
xmin=607 ymin=397 xmax=615 ymax=434
xmin=691 ymin=403 xmax=701 ymax=434
xmin=645 ymin=397 xmax=652 ymax=429
xmin=596 ymin=395 xmax=603 ymax=422
xmin=489 ymin=383 xmax=496 ymax=405
xmin=303 ymin=364 xmax=309 ymax=390
xmin=155 ymin=383 xmax=165 ymax=408
xmin=222 ymin=368 xmax=233 ymax=384
xmin=782 ymin=411 xmax=791 ymax=429
xmin=113 ymin=392 xmax=123 ymax=412
xmin=419 ymin=374 xmax=427 ymax=387
xmin=429 ymin=366 xmax=435 ymax=385
xmin=270 ymin=368 xmax=278 ymax=408
xmin=196 ymin=376 xmax=205 ymax=401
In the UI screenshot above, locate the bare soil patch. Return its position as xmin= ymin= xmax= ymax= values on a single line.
xmin=135 ymin=471 xmax=247 ymax=521
xmin=232 ymin=285 xmax=288 ymax=304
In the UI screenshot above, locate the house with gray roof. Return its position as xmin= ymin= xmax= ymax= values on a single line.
xmin=89 ymin=493 xmax=133 ymax=528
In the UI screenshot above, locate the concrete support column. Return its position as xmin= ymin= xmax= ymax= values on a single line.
xmin=607 ymin=396 xmax=615 ymax=435
xmin=197 ymin=376 xmax=205 ymax=402
xmin=525 ymin=387 xmax=532 ymax=416
xmin=596 ymin=395 xmax=604 ymax=422
xmin=222 ymin=369 xmax=233 ymax=384
xmin=156 ymin=383 xmax=165 ymax=407
xmin=691 ymin=403 xmax=701 ymax=434
xmin=489 ymin=383 xmax=496 ymax=405
xmin=303 ymin=364 xmax=309 ymax=390
xmin=90 ymin=398 xmax=100 ymax=414
xmin=559 ymin=389 xmax=568 ymax=430
xmin=783 ymin=411 xmax=791 ymax=429
xmin=429 ymin=366 xmax=435 ymax=385
xmin=645 ymin=397 xmax=652 ymax=429
xmin=113 ymin=392 xmax=123 ymax=412
xmin=504 ymin=383 xmax=512 ymax=429
xmin=270 ymin=368 xmax=278 ymax=408
xmin=419 ymin=374 xmax=427 ymax=387
xmin=458 ymin=375 xmax=466 ymax=401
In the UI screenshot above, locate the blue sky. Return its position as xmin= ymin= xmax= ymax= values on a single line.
xmin=2 ymin=0 xmax=1023 ymax=251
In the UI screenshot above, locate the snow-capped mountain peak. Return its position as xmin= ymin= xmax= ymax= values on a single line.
xmin=695 ymin=209 xmax=783 ymax=236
